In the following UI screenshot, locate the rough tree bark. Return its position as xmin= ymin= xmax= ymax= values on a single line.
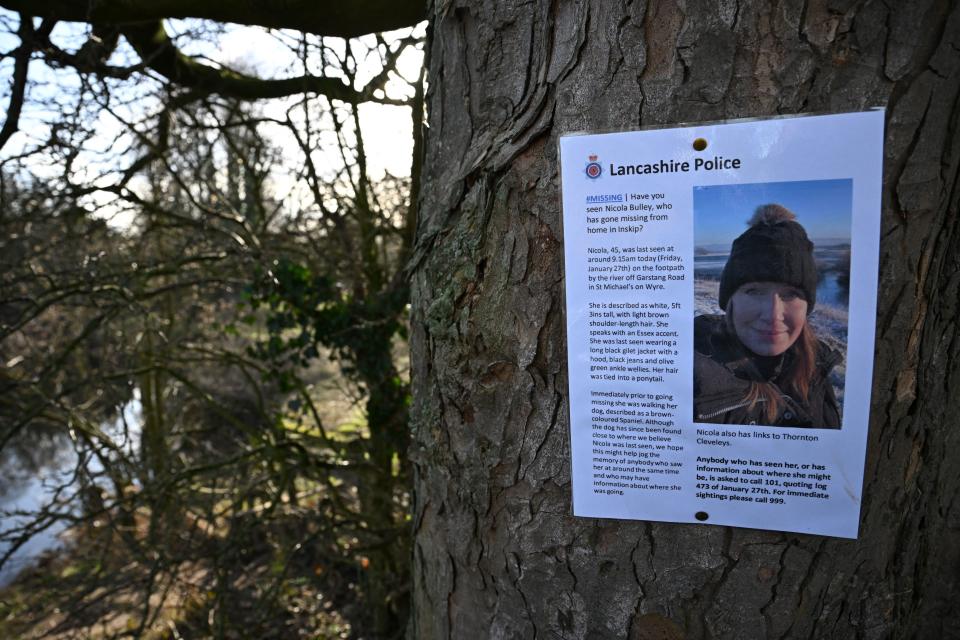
xmin=409 ymin=1 xmax=960 ymax=638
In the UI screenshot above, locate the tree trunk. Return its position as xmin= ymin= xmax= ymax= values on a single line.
xmin=410 ymin=1 xmax=960 ymax=638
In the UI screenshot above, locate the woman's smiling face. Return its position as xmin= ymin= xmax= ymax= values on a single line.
xmin=729 ymin=282 xmax=808 ymax=356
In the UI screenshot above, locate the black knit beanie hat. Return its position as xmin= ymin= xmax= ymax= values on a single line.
xmin=718 ymin=204 xmax=818 ymax=313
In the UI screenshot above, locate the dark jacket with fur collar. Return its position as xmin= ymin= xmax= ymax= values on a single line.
xmin=693 ymin=315 xmax=841 ymax=428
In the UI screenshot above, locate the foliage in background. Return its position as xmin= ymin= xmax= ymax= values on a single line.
xmin=0 ymin=15 xmax=423 ymax=639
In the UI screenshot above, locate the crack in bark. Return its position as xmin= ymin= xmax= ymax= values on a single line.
xmin=553 ymin=0 xmax=592 ymax=88
xmin=475 ymin=510 xmax=490 ymax=592
xmin=880 ymin=0 xmax=896 ymax=81
xmin=512 ymin=551 xmax=540 ymax=639
xmin=445 ymin=550 xmax=457 ymax=640
xmin=513 ymin=379 xmax=538 ymax=486
xmin=759 ymin=541 xmax=792 ymax=637
xmin=891 ymin=83 xmax=934 ymax=214
xmin=784 ymin=540 xmax=826 ymax=640
xmin=687 ymin=527 xmax=735 ymax=640
xmin=498 ymin=0 xmax=556 ymax=149
xmin=884 ymin=0 xmax=954 ymax=139
xmin=523 ymin=388 xmax=562 ymax=481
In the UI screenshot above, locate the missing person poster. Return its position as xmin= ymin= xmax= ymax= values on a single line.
xmin=560 ymin=111 xmax=884 ymax=538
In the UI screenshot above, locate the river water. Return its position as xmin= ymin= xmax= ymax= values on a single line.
xmin=0 ymin=395 xmax=141 ymax=586
xmin=694 ymin=248 xmax=850 ymax=308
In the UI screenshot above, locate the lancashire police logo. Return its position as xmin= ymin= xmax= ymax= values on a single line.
xmin=585 ymin=155 xmax=602 ymax=179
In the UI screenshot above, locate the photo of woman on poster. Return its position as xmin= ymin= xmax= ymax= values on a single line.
xmin=693 ymin=200 xmax=845 ymax=428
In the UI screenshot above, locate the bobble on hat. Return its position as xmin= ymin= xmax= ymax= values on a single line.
xmin=748 ymin=203 xmax=796 ymax=226
xmin=718 ymin=204 xmax=818 ymax=312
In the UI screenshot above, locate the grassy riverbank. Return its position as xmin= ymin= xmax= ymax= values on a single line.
xmin=0 ymin=508 xmax=356 ymax=639
xmin=0 ymin=348 xmax=409 ymax=640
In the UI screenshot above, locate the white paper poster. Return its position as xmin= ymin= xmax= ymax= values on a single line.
xmin=560 ymin=111 xmax=884 ymax=538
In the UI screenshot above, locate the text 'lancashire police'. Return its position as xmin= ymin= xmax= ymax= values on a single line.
xmin=609 ymin=156 xmax=741 ymax=176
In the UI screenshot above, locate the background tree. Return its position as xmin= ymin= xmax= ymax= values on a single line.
xmin=0 ymin=6 xmax=424 ymax=636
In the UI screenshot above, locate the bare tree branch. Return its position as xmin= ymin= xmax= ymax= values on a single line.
xmin=0 ymin=13 xmax=33 ymax=152
xmin=36 ymin=22 xmax=137 ymax=77
xmin=0 ymin=0 xmax=425 ymax=38
xmin=119 ymin=21 xmax=409 ymax=104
